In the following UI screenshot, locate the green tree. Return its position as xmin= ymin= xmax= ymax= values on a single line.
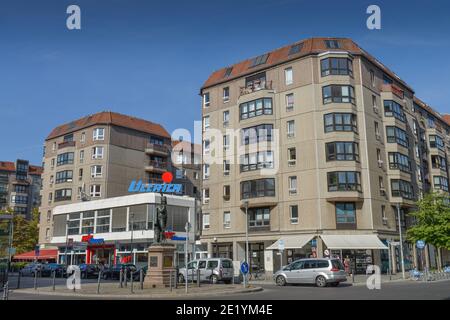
xmin=407 ymin=192 xmax=450 ymax=268
xmin=12 ymin=208 xmax=40 ymax=254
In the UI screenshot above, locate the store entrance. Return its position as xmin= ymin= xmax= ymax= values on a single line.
xmin=249 ymin=243 xmax=265 ymax=273
xmin=334 ymin=249 xmax=373 ymax=274
xmin=87 ymin=245 xmax=115 ymax=267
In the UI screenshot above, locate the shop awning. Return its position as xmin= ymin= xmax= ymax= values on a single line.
xmin=13 ymin=249 xmax=58 ymax=261
xmin=266 ymin=234 xmax=315 ymax=250
xmin=320 ymin=235 xmax=388 ymax=250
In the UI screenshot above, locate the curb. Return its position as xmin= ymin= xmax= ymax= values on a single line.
xmin=11 ymin=286 xmax=263 ymax=299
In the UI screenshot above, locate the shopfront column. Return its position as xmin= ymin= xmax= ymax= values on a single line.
xmin=207 ymin=242 xmax=213 ymax=258
xmin=391 ymin=244 xmax=397 ymax=274
xmin=316 ymin=237 xmax=324 ymax=258
xmin=424 ymin=245 xmax=431 ymax=270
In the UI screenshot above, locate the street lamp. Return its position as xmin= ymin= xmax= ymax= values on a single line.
xmin=185 ymin=222 xmax=191 ymax=294
xmin=243 ymin=200 xmax=249 ymax=288
xmin=130 ymin=212 xmax=135 ymax=264
xmin=396 ymin=203 xmax=406 ymax=279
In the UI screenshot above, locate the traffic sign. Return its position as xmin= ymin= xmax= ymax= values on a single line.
xmin=416 ymin=240 xmax=426 ymax=249
xmin=324 ymin=249 xmax=330 ymax=257
xmin=278 ymin=239 xmax=285 ymax=251
xmin=390 ymin=241 xmax=400 ymax=246
xmin=240 ymin=262 xmax=249 ymax=275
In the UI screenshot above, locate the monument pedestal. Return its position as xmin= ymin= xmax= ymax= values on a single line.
xmin=144 ymin=244 xmax=176 ymax=288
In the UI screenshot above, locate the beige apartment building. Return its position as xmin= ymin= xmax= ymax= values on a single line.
xmin=39 ymin=111 xmax=200 ymax=246
xmin=200 ymin=37 xmax=450 ymax=275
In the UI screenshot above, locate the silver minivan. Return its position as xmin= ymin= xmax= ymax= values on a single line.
xmin=273 ymin=258 xmax=347 ymax=287
xmin=178 ymin=258 xmax=234 ymax=284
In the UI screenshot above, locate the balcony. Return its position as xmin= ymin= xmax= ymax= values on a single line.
xmin=239 ymin=80 xmax=273 ymax=97
xmin=326 ymin=190 xmax=364 ymax=202
xmin=145 ymin=143 xmax=170 ymax=156
xmin=58 ymin=141 xmax=76 ymax=150
xmin=144 ymin=160 xmax=168 ymax=173
xmin=380 ymin=84 xmax=404 ymax=99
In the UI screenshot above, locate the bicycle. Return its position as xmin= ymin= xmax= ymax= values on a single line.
xmin=248 ymin=268 xmax=266 ymax=281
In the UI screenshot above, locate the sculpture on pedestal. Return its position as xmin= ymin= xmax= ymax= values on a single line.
xmin=153 ymin=193 xmax=168 ymax=245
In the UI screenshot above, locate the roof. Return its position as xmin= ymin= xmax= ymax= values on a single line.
xmin=13 ymin=249 xmax=58 ymax=260
xmin=0 ymin=161 xmax=43 ymax=175
xmin=201 ymin=37 xmax=413 ymax=92
xmin=413 ymin=97 xmax=449 ymax=128
xmin=442 ymin=114 xmax=450 ymax=126
xmin=46 ymin=111 xmax=170 ymax=140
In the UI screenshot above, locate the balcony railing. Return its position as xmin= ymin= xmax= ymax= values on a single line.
xmin=239 ymin=80 xmax=273 ymax=97
xmin=58 ymin=141 xmax=76 ymax=149
xmin=147 ymin=160 xmax=167 ymax=169
xmin=145 ymin=143 xmax=170 ymax=155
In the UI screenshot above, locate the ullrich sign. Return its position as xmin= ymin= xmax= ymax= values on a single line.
xmin=128 ymin=180 xmax=182 ymax=193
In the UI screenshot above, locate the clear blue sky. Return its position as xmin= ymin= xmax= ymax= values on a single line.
xmin=0 ymin=0 xmax=449 ymax=165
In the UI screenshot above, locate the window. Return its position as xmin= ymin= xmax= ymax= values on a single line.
xmin=248 ymin=207 xmax=270 ymax=227
xmin=202 ymin=214 xmax=210 ymax=230
xmin=223 ymin=160 xmax=230 ymax=176
xmin=370 ymin=70 xmax=375 ymax=87
xmin=203 ymin=139 xmax=210 ymax=155
xmin=326 ymin=142 xmax=359 ymax=161
xmin=431 ymin=155 xmax=447 ymax=170
xmin=324 ymin=113 xmax=357 ymax=133
xmin=223 ymin=135 xmax=230 ymax=150
xmin=96 ymin=209 xmax=110 ymax=233
xmin=79 ymin=168 xmax=83 ymax=180
xmin=48 ymin=192 xmax=52 ymax=203
xmin=386 ymin=126 xmax=409 ymax=147
xmin=203 ymin=164 xmax=210 ymax=180
xmin=286 ymin=93 xmax=294 ymax=111
xmin=288 ymin=176 xmax=297 ymax=195
xmin=67 ymin=213 xmax=80 ymax=235
xmin=433 ymin=176 xmax=449 ymax=192
xmin=203 ymin=188 xmax=210 ymax=204
xmin=80 ymin=132 xmax=85 ymax=143
xmin=322 ymin=85 xmax=355 ymax=104
xmin=149 ymin=136 xmax=164 ymax=145
xmin=175 ymin=169 xmax=185 ymax=179
xmin=285 ymin=67 xmax=293 ymax=85
xmin=417 ymin=168 xmax=423 ymax=183
xmin=223 ymin=185 xmax=230 ymax=201
xmin=11 ymin=195 xmax=28 ymax=204
xmin=372 ymin=95 xmax=378 ymax=113
xmin=63 ymin=134 xmax=73 ymax=142
xmin=375 ymin=121 xmax=381 ymax=140
xmin=52 ymin=142 xmax=56 ymax=151
xmin=14 ymin=185 xmax=27 ymax=193
xmin=92 ymin=146 xmax=104 ymax=159
xmin=80 ymin=150 xmax=84 ymax=163
xmin=55 ymin=188 xmax=72 ymax=202
xmin=223 ymin=110 xmax=230 ymax=126
xmin=388 ymin=152 xmax=411 ymax=173
xmin=241 ymin=178 xmax=275 ymax=199
xmin=324 ymin=39 xmax=340 ymax=48
xmin=223 ymin=87 xmax=230 ymax=101
xmin=239 ymin=98 xmax=272 ymax=120
xmin=240 ymin=151 xmax=274 ymax=172
xmin=381 ymin=205 xmax=387 ymax=224
xmin=241 ymin=124 xmax=273 ymax=145
xmin=93 ymin=128 xmax=105 ymax=141
xmin=383 ymin=74 xmax=393 ymax=84
xmin=428 ymin=117 xmax=435 ymax=128
xmin=290 ymin=205 xmax=299 ymax=224
xmin=224 ymin=67 xmax=233 ymax=78
xmin=194 ymin=172 xmax=199 ymax=180
xmin=336 ymin=203 xmax=356 ymax=227
xmin=57 ymin=152 xmax=74 ymax=166
xmin=90 ymin=165 xmax=103 ymax=178
xmin=249 ymin=53 xmax=269 ymax=68
xmin=288 ymin=147 xmax=296 ymax=166
xmin=51 ymin=158 xmax=55 ymax=168
xmin=203 ymin=116 xmax=210 ymax=131
xmin=429 ymin=135 xmax=444 ymax=151
xmin=223 ymin=212 xmax=231 ymax=229
xmin=320 ymin=58 xmax=353 ymax=77
xmin=327 ymin=172 xmax=362 ymax=192
xmin=391 ymin=179 xmax=414 ymax=199
xmin=288 ymin=43 xmax=303 ymax=55
xmin=379 ymin=176 xmax=386 ymax=195
xmin=46 ymin=210 xmax=52 ymax=222
xmin=287 ymin=120 xmax=295 ymax=138
xmin=55 ymin=170 xmax=73 ymax=184
xmin=90 ymin=185 xmax=101 ymax=198
xmin=81 ymin=211 xmax=95 ymax=234
xmin=384 ymin=100 xmax=406 ymax=122
xmin=203 ymin=92 xmax=210 ymax=107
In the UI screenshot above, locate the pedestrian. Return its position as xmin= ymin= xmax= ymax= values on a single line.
xmin=344 ymin=256 xmax=351 ymax=275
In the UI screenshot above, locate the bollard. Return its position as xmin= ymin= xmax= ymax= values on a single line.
xmin=124 ymin=268 xmax=128 ymax=287
xmin=351 ymin=269 xmax=355 ymax=283
xmin=140 ymin=269 xmax=144 ymax=290
xmin=34 ymin=271 xmax=38 ymax=290
xmin=2 ymin=282 xmax=8 ymax=300
xmin=130 ymin=271 xmax=134 ymax=294
xmin=119 ymin=268 xmax=123 ymax=288
xmin=174 ymin=267 xmax=178 ymax=289
xmin=97 ymin=271 xmax=102 ymax=294
xmin=52 ymin=270 xmax=56 ymax=291
xmin=197 ymin=269 xmax=200 ymax=287
xmin=170 ymin=269 xmax=173 ymax=292
xmin=17 ymin=270 xmax=21 ymax=289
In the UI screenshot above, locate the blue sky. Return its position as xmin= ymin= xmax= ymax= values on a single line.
xmin=0 ymin=0 xmax=449 ymax=164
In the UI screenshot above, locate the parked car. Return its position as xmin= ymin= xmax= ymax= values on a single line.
xmin=273 ymin=258 xmax=347 ymax=287
xmin=102 ymin=264 xmax=137 ymax=280
xmin=178 ymin=258 xmax=234 ymax=284
xmin=133 ymin=265 xmax=148 ymax=281
xmin=20 ymin=263 xmax=43 ymax=277
xmin=78 ymin=264 xmax=102 ymax=279
xmin=41 ymin=263 xmax=67 ymax=277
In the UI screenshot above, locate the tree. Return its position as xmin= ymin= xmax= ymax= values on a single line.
xmin=407 ymin=192 xmax=450 ymax=269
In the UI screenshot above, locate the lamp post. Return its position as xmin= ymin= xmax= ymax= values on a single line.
xmin=243 ymin=200 xmax=249 ymax=287
xmin=185 ymin=222 xmax=190 ymax=294
xmin=65 ymin=215 xmax=69 ymax=268
xmin=396 ymin=203 xmax=405 ymax=279
xmin=130 ymin=212 xmax=134 ymax=264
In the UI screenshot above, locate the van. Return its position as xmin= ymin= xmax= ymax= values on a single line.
xmin=178 ymin=258 xmax=234 ymax=284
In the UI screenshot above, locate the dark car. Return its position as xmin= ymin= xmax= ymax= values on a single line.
xmin=78 ymin=264 xmax=102 ymax=279
xmin=102 ymin=264 xmax=137 ymax=280
xmin=41 ymin=263 xmax=67 ymax=277
xmin=20 ymin=263 xmax=43 ymax=277
xmin=133 ymin=265 xmax=148 ymax=281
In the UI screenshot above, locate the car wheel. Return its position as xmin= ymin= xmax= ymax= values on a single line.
xmin=210 ymin=275 xmax=219 ymax=284
xmin=330 ymin=282 xmax=339 ymax=287
xmin=178 ymin=274 xmax=185 ymax=283
xmin=315 ymin=275 xmax=327 ymax=287
xmin=276 ymin=275 xmax=287 ymax=286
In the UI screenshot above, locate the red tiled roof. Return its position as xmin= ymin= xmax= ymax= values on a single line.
xmin=46 ymin=111 xmax=170 ymax=140
xmin=13 ymin=249 xmax=58 ymax=260
xmin=0 ymin=161 xmax=42 ymax=175
xmin=201 ymin=37 xmax=413 ymax=92
xmin=442 ymin=114 xmax=450 ymax=126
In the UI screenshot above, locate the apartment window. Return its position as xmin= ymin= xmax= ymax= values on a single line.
xmin=384 ymin=100 xmax=406 ymax=122
xmin=223 ymin=135 xmax=230 ymax=150
xmin=379 ymin=176 xmax=386 ymax=195
xmin=51 ymin=158 xmax=55 ymax=168
xmin=375 ymin=121 xmax=381 ymax=140
xmin=52 ymin=142 xmax=56 ymax=151
xmin=433 ymin=176 xmax=449 ymax=192
xmin=90 ymin=165 xmax=103 ymax=178
xmin=288 ymin=176 xmax=297 ymax=195
xmin=429 ymin=135 xmax=444 ymax=151
xmin=417 ymin=168 xmax=423 ymax=183
xmin=223 ymin=211 xmax=231 ymax=229
xmin=96 ymin=209 xmax=111 ymax=233
xmin=288 ymin=147 xmax=296 ymax=166
xmin=175 ymin=169 xmax=185 ymax=179
xmin=248 ymin=207 xmax=270 ymax=227
xmin=327 ymin=172 xmax=362 ymax=192
xmin=79 ymin=168 xmax=83 ymax=181
xmin=370 ymin=69 xmax=375 ymax=87
xmin=324 ymin=113 xmax=357 ymax=133
xmin=428 ymin=117 xmax=435 ymax=128
xmin=90 ymin=185 xmax=101 ymax=198
xmin=239 ymin=98 xmax=272 ymax=120
xmin=92 ymin=146 xmax=104 ymax=159
xmin=386 ymin=126 xmax=409 ymax=148
xmin=322 ymin=85 xmax=355 ymax=104
xmin=391 ymin=179 xmax=414 ymax=199
xmin=224 ymin=67 xmax=233 ymax=78
xmin=241 ymin=124 xmax=273 ymax=145
xmin=223 ymin=160 xmax=230 ymax=176
xmin=287 ymin=120 xmax=295 ymax=138
xmin=383 ymin=74 xmax=393 ymax=84
xmin=202 ymin=214 xmax=210 ymax=230
xmin=388 ymin=152 xmax=411 ymax=173
xmin=14 ymin=185 xmax=27 ymax=193
xmin=57 ymin=152 xmax=74 ymax=166
xmin=223 ymin=185 xmax=230 ymax=201
xmin=193 ymin=172 xmax=199 ymax=180
xmin=286 ymin=93 xmax=294 ymax=111
xmin=372 ymin=95 xmax=378 ymax=113
xmin=67 ymin=213 xmax=81 ymax=235
xmin=223 ymin=87 xmax=230 ymax=102
xmin=203 ymin=164 xmax=210 ymax=180
xmin=240 ymin=151 xmax=274 ymax=172
xmin=320 ymin=58 xmax=353 ymax=77
xmin=79 ymin=150 xmax=84 ymax=163
xmin=290 ymin=205 xmax=299 ymax=224
xmin=223 ymin=110 xmax=230 ymax=126
xmin=55 ymin=170 xmax=73 ymax=184
xmin=289 ymin=43 xmax=303 ymax=55
xmin=415 ymin=144 xmax=420 ymax=158
xmin=413 ymin=121 xmax=418 ymax=135
xmin=48 ymin=192 xmax=53 ymax=203
xmin=324 ymin=39 xmax=340 ymax=49
xmin=240 ymin=178 xmax=275 ymax=199
xmin=249 ymin=53 xmax=269 ymax=68
xmin=63 ymin=134 xmax=73 ymax=142
xmin=431 ymin=155 xmax=447 ymax=170
xmin=46 ymin=210 xmax=52 ymax=223
xmin=203 ymin=139 xmax=210 ymax=155
xmin=203 ymin=116 xmax=210 ymax=131
xmin=80 ymin=211 xmax=95 ymax=234
xmin=326 ymin=142 xmax=359 ymax=161
xmin=203 ymin=188 xmax=210 ymax=204
xmin=93 ymin=128 xmax=105 ymax=141
xmin=54 ymin=188 xmax=72 ymax=202
xmin=335 ymin=203 xmax=356 ymax=228
xmin=11 ymin=195 xmax=28 ymax=204
xmin=203 ymin=92 xmax=210 ymax=107
xmin=285 ymin=67 xmax=293 ymax=85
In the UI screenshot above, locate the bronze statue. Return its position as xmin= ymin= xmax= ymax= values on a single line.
xmin=153 ymin=193 xmax=168 ymax=244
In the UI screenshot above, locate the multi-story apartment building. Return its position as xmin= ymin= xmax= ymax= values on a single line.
xmin=0 ymin=159 xmax=42 ymax=219
xmin=39 ymin=111 xmax=200 ymax=246
xmin=200 ymin=37 xmax=450 ymax=275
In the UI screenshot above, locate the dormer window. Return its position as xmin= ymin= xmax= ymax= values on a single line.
xmin=324 ymin=40 xmax=340 ymax=49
